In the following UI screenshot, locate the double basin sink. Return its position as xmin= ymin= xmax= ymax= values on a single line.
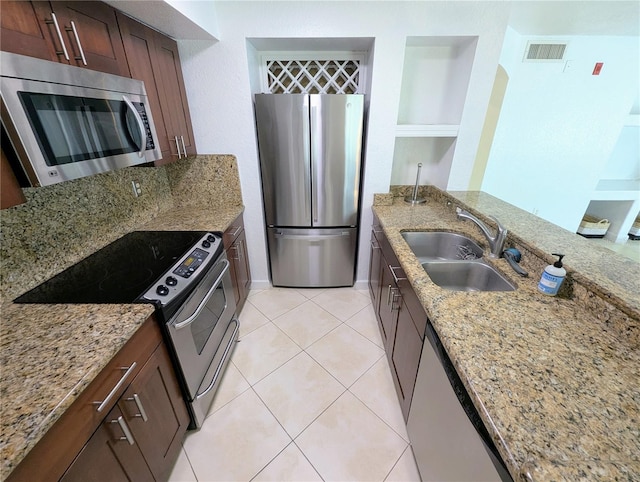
xmin=401 ymin=231 xmax=515 ymax=292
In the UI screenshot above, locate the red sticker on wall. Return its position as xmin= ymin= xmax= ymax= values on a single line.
xmin=592 ymin=62 xmax=603 ymax=75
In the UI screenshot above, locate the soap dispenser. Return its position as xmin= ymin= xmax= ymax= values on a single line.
xmin=537 ymin=254 xmax=566 ymax=296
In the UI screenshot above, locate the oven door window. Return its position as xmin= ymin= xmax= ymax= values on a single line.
xmin=17 ymin=92 xmax=143 ymax=166
xmin=190 ymin=285 xmax=226 ymax=355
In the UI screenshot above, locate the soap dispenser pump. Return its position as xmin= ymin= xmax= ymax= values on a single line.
xmin=537 ymin=253 xmax=566 ymax=296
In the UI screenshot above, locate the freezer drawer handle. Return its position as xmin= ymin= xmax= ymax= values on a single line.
xmin=274 ymin=232 xmax=350 ymax=241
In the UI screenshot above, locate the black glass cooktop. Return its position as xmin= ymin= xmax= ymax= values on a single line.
xmin=15 ymin=231 xmax=211 ymax=304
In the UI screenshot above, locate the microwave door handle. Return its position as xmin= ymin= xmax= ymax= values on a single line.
xmin=122 ymin=95 xmax=147 ymax=157
xmin=173 ymin=259 xmax=230 ymax=330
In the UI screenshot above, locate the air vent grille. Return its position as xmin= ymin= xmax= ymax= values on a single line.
xmin=524 ymin=42 xmax=567 ymax=61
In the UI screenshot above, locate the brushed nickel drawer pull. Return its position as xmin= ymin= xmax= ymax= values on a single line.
xmin=227 ymin=226 xmax=242 ymax=237
xmin=111 ymin=416 xmax=135 ymax=445
xmin=126 ymin=393 xmax=149 ymax=422
xmin=180 ymin=135 xmax=187 ymax=156
xmin=174 ymin=136 xmax=182 ymax=158
xmin=389 ymin=266 xmax=407 ymax=283
xmin=94 ymin=362 xmax=137 ymax=413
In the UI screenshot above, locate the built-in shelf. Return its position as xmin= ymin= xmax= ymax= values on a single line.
xmin=592 ymin=179 xmax=640 ymax=201
xmin=395 ymin=124 xmax=459 ymax=137
xmin=391 ymin=36 xmax=477 ymax=189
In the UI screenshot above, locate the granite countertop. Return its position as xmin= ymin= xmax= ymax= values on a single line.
xmin=0 ymin=204 xmax=244 ymax=479
xmin=373 ymin=194 xmax=639 ymax=481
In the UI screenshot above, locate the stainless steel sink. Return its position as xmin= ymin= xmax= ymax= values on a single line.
xmin=421 ymin=261 xmax=516 ymax=292
xmin=401 ymin=231 xmax=483 ymax=262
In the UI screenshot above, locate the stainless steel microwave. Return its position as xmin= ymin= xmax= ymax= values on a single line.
xmin=1 ymin=51 xmax=161 ymax=187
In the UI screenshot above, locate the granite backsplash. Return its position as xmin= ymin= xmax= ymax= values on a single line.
xmin=0 ymin=155 xmax=242 ymax=304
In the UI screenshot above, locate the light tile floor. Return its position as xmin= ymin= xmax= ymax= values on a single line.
xmin=168 ymin=287 xmax=421 ymax=482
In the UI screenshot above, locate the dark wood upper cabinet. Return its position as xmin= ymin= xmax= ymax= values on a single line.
xmin=117 ymin=12 xmax=196 ymax=165
xmin=116 ymin=13 xmax=171 ymax=159
xmin=153 ymin=33 xmax=196 ymax=159
xmin=1 ymin=1 xmax=130 ymax=77
xmin=0 ymin=1 xmax=58 ymax=61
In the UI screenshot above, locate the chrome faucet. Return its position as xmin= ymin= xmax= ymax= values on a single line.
xmin=456 ymin=207 xmax=507 ymax=258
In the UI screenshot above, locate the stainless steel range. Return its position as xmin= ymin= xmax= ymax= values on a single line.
xmin=15 ymin=231 xmax=239 ymax=429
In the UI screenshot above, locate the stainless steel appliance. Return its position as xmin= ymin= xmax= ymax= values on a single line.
xmin=255 ymin=93 xmax=364 ymax=287
xmin=15 ymin=231 xmax=238 ymax=429
xmin=408 ymin=320 xmax=513 ymax=481
xmin=1 ymin=51 xmax=161 ymax=187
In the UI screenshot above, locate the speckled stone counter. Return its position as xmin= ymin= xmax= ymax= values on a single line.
xmin=0 ymin=154 xmax=245 ymax=479
xmin=0 ymin=204 xmax=243 ymax=479
xmin=0 ymin=303 xmax=155 ymax=478
xmin=374 ymin=190 xmax=639 ymax=481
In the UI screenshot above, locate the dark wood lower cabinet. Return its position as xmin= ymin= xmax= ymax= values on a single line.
xmin=61 ymin=341 xmax=189 ymax=481
xmin=60 ymin=405 xmax=154 ymax=482
xmin=224 ymin=213 xmax=251 ymax=314
xmin=7 ymin=317 xmax=188 ymax=482
xmin=369 ymin=213 xmax=426 ymax=422
xmin=118 ymin=342 xmax=189 ymax=481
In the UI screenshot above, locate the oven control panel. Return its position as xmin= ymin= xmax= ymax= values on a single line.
xmin=141 ymin=232 xmax=223 ymax=306
xmin=173 ymin=248 xmax=208 ymax=278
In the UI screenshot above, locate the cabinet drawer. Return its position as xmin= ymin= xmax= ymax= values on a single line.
xmin=8 ymin=316 xmax=162 ymax=482
xmin=223 ymin=213 xmax=245 ymax=247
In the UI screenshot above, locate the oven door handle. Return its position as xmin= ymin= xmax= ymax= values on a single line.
xmin=173 ymin=259 xmax=230 ymax=330
xmin=123 ymin=95 xmax=147 ymax=158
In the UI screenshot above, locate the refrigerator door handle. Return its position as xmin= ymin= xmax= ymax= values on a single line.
xmin=309 ymin=97 xmax=320 ymax=225
xmin=303 ymin=95 xmax=313 ymax=224
xmin=274 ymin=231 xmax=351 ymax=241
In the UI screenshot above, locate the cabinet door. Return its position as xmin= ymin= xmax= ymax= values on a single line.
xmin=119 ymin=343 xmax=190 ymax=481
xmin=0 ymin=1 xmax=58 ymax=61
xmin=224 ymin=216 xmax=251 ymax=314
xmin=378 ymin=261 xmax=399 ymax=355
xmin=368 ymin=230 xmax=382 ymax=315
xmin=153 ymin=33 xmax=196 ymax=159
xmin=391 ymin=298 xmax=424 ymax=422
xmin=51 ymin=1 xmax=130 ymax=76
xmin=116 ymin=12 xmax=171 ymax=160
xmin=60 ymin=406 xmax=154 ymax=482
xmin=234 ymin=229 xmax=251 ymax=312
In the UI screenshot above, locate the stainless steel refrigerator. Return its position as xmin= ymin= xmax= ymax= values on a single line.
xmin=255 ymin=93 xmax=364 ymax=287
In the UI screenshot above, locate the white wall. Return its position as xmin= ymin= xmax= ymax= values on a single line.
xmin=176 ymin=1 xmax=509 ymax=286
xmin=482 ymin=27 xmax=639 ymax=231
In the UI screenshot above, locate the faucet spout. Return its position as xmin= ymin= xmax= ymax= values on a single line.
xmin=456 ymin=207 xmax=507 ymax=258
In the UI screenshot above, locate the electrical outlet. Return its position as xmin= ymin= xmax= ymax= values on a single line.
xmin=131 ymin=180 xmax=142 ymax=197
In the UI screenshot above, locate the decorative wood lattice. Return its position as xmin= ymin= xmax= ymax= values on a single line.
xmin=266 ymin=59 xmax=361 ymax=94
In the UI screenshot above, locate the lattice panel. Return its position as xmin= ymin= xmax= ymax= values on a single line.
xmin=266 ymin=59 xmax=361 ymax=94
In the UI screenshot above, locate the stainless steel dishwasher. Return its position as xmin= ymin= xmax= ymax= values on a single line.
xmin=408 ymin=320 xmax=513 ymax=481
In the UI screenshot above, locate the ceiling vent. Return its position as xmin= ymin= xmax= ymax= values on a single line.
xmin=523 ymin=41 xmax=567 ymax=62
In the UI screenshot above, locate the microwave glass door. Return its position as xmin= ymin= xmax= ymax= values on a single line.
xmin=18 ymin=92 xmax=147 ymax=166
